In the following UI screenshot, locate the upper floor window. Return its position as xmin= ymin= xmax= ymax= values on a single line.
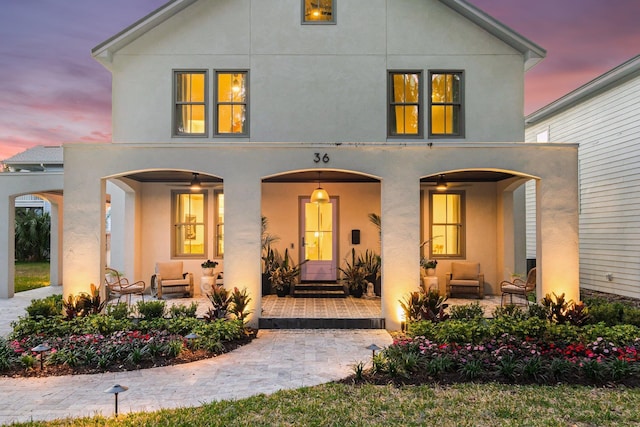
xmin=303 ymin=0 xmax=335 ymax=23
xmin=429 ymin=71 xmax=464 ymax=137
xmin=430 ymin=191 xmax=465 ymax=258
xmin=388 ymin=71 xmax=422 ymax=138
xmin=216 ymin=71 xmax=248 ymax=136
xmin=174 ymin=71 xmax=207 ymax=136
xmin=173 ymin=191 xmax=207 ymax=257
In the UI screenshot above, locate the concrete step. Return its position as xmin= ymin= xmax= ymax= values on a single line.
xmin=259 ymin=317 xmax=386 ymax=329
xmin=293 ymin=282 xmax=346 ymax=298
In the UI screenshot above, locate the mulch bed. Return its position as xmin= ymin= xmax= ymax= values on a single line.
xmin=581 ymin=289 xmax=640 ymax=308
xmin=3 ymin=330 xmax=257 ymax=378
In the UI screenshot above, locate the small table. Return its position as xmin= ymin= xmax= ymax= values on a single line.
xmin=200 ymin=276 xmax=216 ymax=295
xmin=422 ymin=276 xmax=439 ymax=293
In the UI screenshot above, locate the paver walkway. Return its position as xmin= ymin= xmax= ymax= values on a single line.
xmin=0 ymin=288 xmax=393 ymax=424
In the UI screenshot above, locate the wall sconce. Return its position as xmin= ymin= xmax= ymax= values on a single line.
xmin=104 ymin=384 xmax=129 ymax=417
xmin=31 ymin=343 xmax=50 ymax=370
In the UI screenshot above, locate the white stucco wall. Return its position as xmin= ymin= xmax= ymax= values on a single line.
xmin=108 ymin=0 xmax=524 ymax=144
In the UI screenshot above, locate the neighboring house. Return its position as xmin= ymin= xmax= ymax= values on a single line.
xmin=0 ymin=146 xmax=64 ymax=293
xmin=525 ymin=54 xmax=640 ymax=299
xmin=1 ymin=0 xmax=580 ymax=329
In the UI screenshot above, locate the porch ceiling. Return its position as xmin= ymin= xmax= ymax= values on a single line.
xmin=122 ymin=171 xmax=222 ymax=183
xmin=421 ymin=171 xmax=515 ymax=183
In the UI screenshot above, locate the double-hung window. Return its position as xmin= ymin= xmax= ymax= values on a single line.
xmin=303 ymin=0 xmax=335 ymax=23
xmin=174 ymin=71 xmax=207 ymax=136
xmin=388 ymin=71 xmax=423 ymax=138
xmin=430 ymin=191 xmax=465 ymax=258
xmin=173 ymin=191 xmax=207 ymax=257
xmin=429 ymin=71 xmax=464 ymax=137
xmin=215 ymin=71 xmax=248 ymax=136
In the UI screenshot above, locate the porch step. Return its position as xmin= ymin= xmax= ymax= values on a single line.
xmin=293 ymin=283 xmax=346 ymax=298
xmin=259 ymin=317 xmax=385 ymax=329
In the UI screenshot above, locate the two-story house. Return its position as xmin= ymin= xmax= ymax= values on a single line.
xmin=1 ymin=0 xmax=580 ymax=329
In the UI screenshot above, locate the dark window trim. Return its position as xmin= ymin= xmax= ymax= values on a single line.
xmin=428 ymin=70 xmax=465 ymax=139
xmin=302 ymin=0 xmax=336 ymax=25
xmin=214 ymin=70 xmax=250 ymax=138
xmin=387 ymin=70 xmax=424 ymax=139
xmin=172 ymin=69 xmax=208 ymax=138
xmin=428 ymin=190 xmax=466 ymax=259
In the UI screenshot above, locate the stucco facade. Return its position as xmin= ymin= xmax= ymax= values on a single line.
xmin=0 ymin=0 xmax=580 ymax=330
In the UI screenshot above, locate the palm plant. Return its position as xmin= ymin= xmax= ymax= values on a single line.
xmin=15 ymin=209 xmax=50 ymax=261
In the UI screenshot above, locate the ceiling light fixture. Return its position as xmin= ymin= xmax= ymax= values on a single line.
xmin=190 ymin=173 xmax=202 ymax=191
xmin=310 ymin=172 xmax=330 ymax=204
xmin=435 ymin=174 xmax=448 ymax=191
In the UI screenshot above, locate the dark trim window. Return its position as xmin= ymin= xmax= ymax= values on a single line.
xmin=388 ymin=71 xmax=423 ymax=138
xmin=215 ymin=71 xmax=248 ymax=136
xmin=302 ymin=0 xmax=335 ymax=24
xmin=172 ymin=190 xmax=207 ymax=257
xmin=173 ymin=71 xmax=207 ymax=136
xmin=429 ymin=191 xmax=465 ymax=258
xmin=429 ymin=71 xmax=464 ymax=137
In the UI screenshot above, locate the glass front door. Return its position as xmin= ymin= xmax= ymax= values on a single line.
xmin=300 ymin=197 xmax=337 ymax=281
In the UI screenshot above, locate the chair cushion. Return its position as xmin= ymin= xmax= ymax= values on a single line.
xmin=161 ymin=279 xmax=189 ymax=286
xmin=450 ymin=279 xmax=480 ymax=287
xmin=156 ymin=262 xmax=184 ymax=280
xmin=502 ymin=283 xmax=526 ymax=293
xmin=451 ymin=262 xmax=480 ymax=280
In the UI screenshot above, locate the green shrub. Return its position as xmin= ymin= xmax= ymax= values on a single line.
xmin=434 ymin=319 xmax=489 ymax=344
xmin=106 ymin=302 xmax=130 ymax=320
xmin=586 ymin=301 xmax=625 ymax=326
xmin=622 ymin=307 xmax=640 ymax=327
xmin=137 ymin=300 xmax=166 ymax=319
xmin=492 ymin=304 xmax=526 ymax=320
xmin=407 ymin=320 xmax=436 ymax=338
xmin=449 ymin=302 xmax=484 ymax=320
xmin=0 ymin=338 xmax=17 ymax=371
xmin=169 ymin=302 xmax=198 ymax=318
xmin=25 ymin=295 xmax=62 ymax=318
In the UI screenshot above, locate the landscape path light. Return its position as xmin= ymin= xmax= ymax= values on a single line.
xmin=104 ymin=384 xmax=129 ymax=417
xmin=31 ymin=343 xmax=50 ymax=370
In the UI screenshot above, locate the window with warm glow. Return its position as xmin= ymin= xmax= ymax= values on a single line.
xmin=216 ymin=71 xmax=248 ymax=136
xmin=430 ymin=191 xmax=465 ymax=258
xmin=303 ymin=0 xmax=335 ymax=23
xmin=174 ymin=71 xmax=207 ymax=136
xmin=173 ymin=191 xmax=207 ymax=257
xmin=388 ymin=71 xmax=422 ymax=138
xmin=429 ymin=71 xmax=463 ymax=137
xmin=215 ymin=192 xmax=224 ymax=257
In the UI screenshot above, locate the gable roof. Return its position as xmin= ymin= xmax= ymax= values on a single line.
xmin=92 ymin=0 xmax=545 ymax=71
xmin=2 ymin=145 xmax=63 ymax=172
xmin=526 ymin=54 xmax=640 ymax=125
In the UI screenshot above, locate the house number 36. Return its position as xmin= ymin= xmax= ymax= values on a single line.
xmin=313 ymin=153 xmax=330 ymax=163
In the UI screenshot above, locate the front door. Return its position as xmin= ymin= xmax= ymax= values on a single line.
xmin=300 ymin=197 xmax=337 ymax=281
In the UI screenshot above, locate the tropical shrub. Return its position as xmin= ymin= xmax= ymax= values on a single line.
xmin=25 ymin=294 xmax=62 ymax=318
xmin=137 ymin=300 xmax=166 ymax=319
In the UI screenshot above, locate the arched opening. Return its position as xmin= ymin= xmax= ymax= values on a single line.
xmin=260 ymin=169 xmax=384 ymax=327
xmin=420 ymin=169 xmax=537 ymax=304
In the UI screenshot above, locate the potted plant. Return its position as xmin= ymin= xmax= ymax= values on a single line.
xmin=201 ymin=259 xmax=219 ymax=276
xmin=269 ymin=248 xmax=306 ymax=297
xmin=357 ymin=249 xmax=381 ymax=296
xmin=340 ymin=249 xmax=368 ymax=298
xmin=420 ymin=258 xmax=438 ymax=276
xmin=261 ymin=216 xmax=280 ymax=295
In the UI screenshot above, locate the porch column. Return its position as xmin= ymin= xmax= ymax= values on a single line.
xmin=48 ymin=195 xmax=63 ymax=287
xmin=62 ymin=159 xmax=105 ymax=299
xmin=0 ymin=194 xmax=16 ymax=298
xmin=536 ymin=170 xmax=580 ymax=302
xmin=381 ymin=169 xmax=421 ymax=330
xmin=223 ymin=171 xmax=261 ymax=329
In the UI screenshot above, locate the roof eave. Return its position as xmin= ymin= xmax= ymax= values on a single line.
xmin=439 ymin=0 xmax=546 ymax=71
xmin=91 ymin=0 xmax=198 ymax=67
xmin=526 ymin=54 xmax=640 ymax=125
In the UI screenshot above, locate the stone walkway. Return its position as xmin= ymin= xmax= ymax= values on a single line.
xmin=0 ymin=288 xmax=393 ymax=424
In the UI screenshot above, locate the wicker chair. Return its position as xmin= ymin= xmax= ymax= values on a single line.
xmin=104 ymin=267 xmax=146 ymax=305
xmin=500 ymin=267 xmax=536 ymax=306
xmin=445 ymin=262 xmax=484 ymax=298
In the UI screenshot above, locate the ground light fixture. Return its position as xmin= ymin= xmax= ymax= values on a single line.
xmin=104 ymin=384 xmax=129 ymax=417
xmin=185 ymin=332 xmax=199 ymax=349
xmin=366 ymin=343 xmax=382 ymax=360
xmin=31 ymin=343 xmax=50 ymax=370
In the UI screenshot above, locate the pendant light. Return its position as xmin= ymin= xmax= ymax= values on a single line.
xmin=310 ymin=172 xmax=330 ymax=204
xmin=190 ymin=173 xmax=202 ymax=191
xmin=435 ymin=174 xmax=448 ymax=191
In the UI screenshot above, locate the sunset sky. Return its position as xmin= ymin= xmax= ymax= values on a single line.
xmin=1 ymin=0 xmax=638 ymax=160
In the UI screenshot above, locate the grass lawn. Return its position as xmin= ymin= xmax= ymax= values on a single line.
xmin=11 ymin=382 xmax=640 ymax=426
xmin=14 ymin=262 xmax=50 ymax=292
